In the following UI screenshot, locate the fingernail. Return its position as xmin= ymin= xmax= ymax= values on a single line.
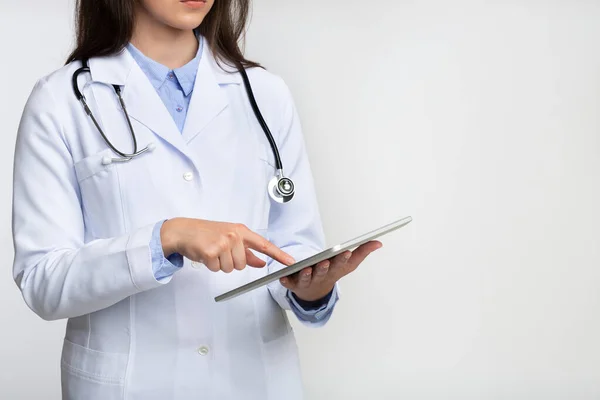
xmin=344 ymin=253 xmax=351 ymax=260
xmin=286 ymin=256 xmax=296 ymax=264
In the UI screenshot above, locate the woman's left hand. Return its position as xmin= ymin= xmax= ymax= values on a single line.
xmin=280 ymin=241 xmax=383 ymax=302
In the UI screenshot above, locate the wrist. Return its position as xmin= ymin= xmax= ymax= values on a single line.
xmin=161 ymin=218 xmax=182 ymax=257
xmin=293 ymin=284 xmax=335 ymax=302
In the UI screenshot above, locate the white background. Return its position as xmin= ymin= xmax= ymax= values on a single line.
xmin=1 ymin=1 xmax=599 ymax=399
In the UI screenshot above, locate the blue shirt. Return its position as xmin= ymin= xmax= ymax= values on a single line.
xmin=126 ymin=38 xmax=336 ymax=321
xmin=127 ymin=41 xmax=200 ymax=132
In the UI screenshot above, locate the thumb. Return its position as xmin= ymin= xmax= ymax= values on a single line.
xmin=246 ymin=249 xmax=267 ymax=268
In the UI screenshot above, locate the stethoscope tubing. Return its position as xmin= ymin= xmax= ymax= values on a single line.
xmin=72 ymin=57 xmax=294 ymax=202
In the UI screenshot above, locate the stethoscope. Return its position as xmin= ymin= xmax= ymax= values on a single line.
xmin=71 ymin=59 xmax=295 ymax=204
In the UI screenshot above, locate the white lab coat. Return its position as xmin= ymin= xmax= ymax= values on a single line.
xmin=12 ymin=41 xmax=334 ymax=400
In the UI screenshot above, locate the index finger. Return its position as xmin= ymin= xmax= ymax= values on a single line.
xmin=241 ymin=229 xmax=296 ymax=266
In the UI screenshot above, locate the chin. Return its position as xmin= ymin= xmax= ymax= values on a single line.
xmin=169 ymin=11 xmax=209 ymax=29
xmin=173 ymin=20 xmax=206 ymax=31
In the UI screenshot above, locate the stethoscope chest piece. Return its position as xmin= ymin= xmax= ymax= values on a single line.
xmin=268 ymin=172 xmax=295 ymax=203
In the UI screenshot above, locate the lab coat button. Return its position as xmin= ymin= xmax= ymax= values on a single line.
xmin=183 ymin=172 xmax=194 ymax=181
xmin=197 ymin=346 xmax=209 ymax=356
xmin=191 ymin=261 xmax=202 ymax=269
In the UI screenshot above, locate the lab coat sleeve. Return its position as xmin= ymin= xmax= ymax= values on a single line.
xmin=265 ymin=78 xmax=340 ymax=325
xmin=12 ymin=80 xmax=167 ymax=321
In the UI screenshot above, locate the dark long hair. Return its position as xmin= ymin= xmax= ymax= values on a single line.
xmin=65 ymin=0 xmax=260 ymax=70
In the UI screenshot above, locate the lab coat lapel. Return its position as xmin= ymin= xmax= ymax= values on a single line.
xmin=122 ymin=63 xmax=190 ymax=155
xmin=89 ymin=49 xmax=190 ymax=158
xmin=181 ymin=46 xmax=238 ymax=142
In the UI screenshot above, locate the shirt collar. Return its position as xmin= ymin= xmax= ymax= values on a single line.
xmin=126 ymin=37 xmax=203 ymax=96
xmin=173 ymin=38 xmax=203 ymax=95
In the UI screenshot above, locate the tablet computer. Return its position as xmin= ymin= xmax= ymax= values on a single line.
xmin=214 ymin=216 xmax=412 ymax=302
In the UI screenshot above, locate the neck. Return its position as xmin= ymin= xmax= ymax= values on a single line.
xmin=131 ymin=7 xmax=199 ymax=69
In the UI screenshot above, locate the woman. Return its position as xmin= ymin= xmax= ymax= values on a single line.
xmin=12 ymin=0 xmax=381 ymax=399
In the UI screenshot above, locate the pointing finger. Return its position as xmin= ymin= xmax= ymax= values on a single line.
xmin=242 ymin=229 xmax=295 ymax=266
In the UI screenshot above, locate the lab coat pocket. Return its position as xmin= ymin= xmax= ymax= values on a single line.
xmin=73 ymin=149 xmax=125 ymax=239
xmin=260 ymin=326 xmax=303 ymax=399
xmin=61 ymin=339 xmax=127 ymax=399
xmin=73 ymin=149 xmax=115 ymax=182
xmin=253 ymin=284 xmax=292 ymax=344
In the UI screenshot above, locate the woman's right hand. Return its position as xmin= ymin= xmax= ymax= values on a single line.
xmin=160 ymin=218 xmax=295 ymax=273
